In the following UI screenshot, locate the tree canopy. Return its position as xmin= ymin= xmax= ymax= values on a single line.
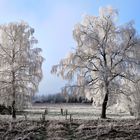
xmin=52 ymin=7 xmax=140 ymax=118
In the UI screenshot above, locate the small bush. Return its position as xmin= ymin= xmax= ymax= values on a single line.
xmin=0 ymin=104 xmax=12 ymax=115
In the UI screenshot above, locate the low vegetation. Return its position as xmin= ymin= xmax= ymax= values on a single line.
xmin=33 ymin=93 xmax=93 ymax=104
xmin=0 ymin=118 xmax=140 ymax=140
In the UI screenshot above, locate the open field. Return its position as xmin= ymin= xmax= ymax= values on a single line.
xmin=0 ymin=103 xmax=133 ymax=121
xmin=0 ymin=103 xmax=140 ymax=140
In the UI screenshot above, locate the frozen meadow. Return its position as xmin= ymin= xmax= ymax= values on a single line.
xmin=0 ymin=103 xmax=134 ymax=121
xmin=0 ymin=103 xmax=140 ymax=140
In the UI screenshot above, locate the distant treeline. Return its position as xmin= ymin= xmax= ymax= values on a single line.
xmin=33 ymin=93 xmax=93 ymax=104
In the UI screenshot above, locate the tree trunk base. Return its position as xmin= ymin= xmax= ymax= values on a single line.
xmin=12 ymin=100 xmax=16 ymax=119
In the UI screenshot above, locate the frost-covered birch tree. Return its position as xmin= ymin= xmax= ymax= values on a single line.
xmin=52 ymin=7 xmax=140 ymax=118
xmin=0 ymin=22 xmax=43 ymax=119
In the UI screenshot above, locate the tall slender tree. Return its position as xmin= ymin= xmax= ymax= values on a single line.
xmin=0 ymin=22 xmax=43 ymax=119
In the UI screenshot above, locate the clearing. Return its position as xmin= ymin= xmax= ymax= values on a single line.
xmin=0 ymin=103 xmax=140 ymax=140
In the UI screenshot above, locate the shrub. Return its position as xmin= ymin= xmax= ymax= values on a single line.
xmin=0 ymin=104 xmax=12 ymax=115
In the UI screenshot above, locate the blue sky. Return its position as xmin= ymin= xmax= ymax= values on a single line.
xmin=0 ymin=0 xmax=139 ymax=95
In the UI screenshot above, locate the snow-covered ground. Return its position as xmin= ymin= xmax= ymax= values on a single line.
xmin=0 ymin=103 xmax=138 ymax=140
xmin=0 ymin=103 xmax=135 ymax=121
xmin=9 ymin=103 xmax=134 ymax=120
